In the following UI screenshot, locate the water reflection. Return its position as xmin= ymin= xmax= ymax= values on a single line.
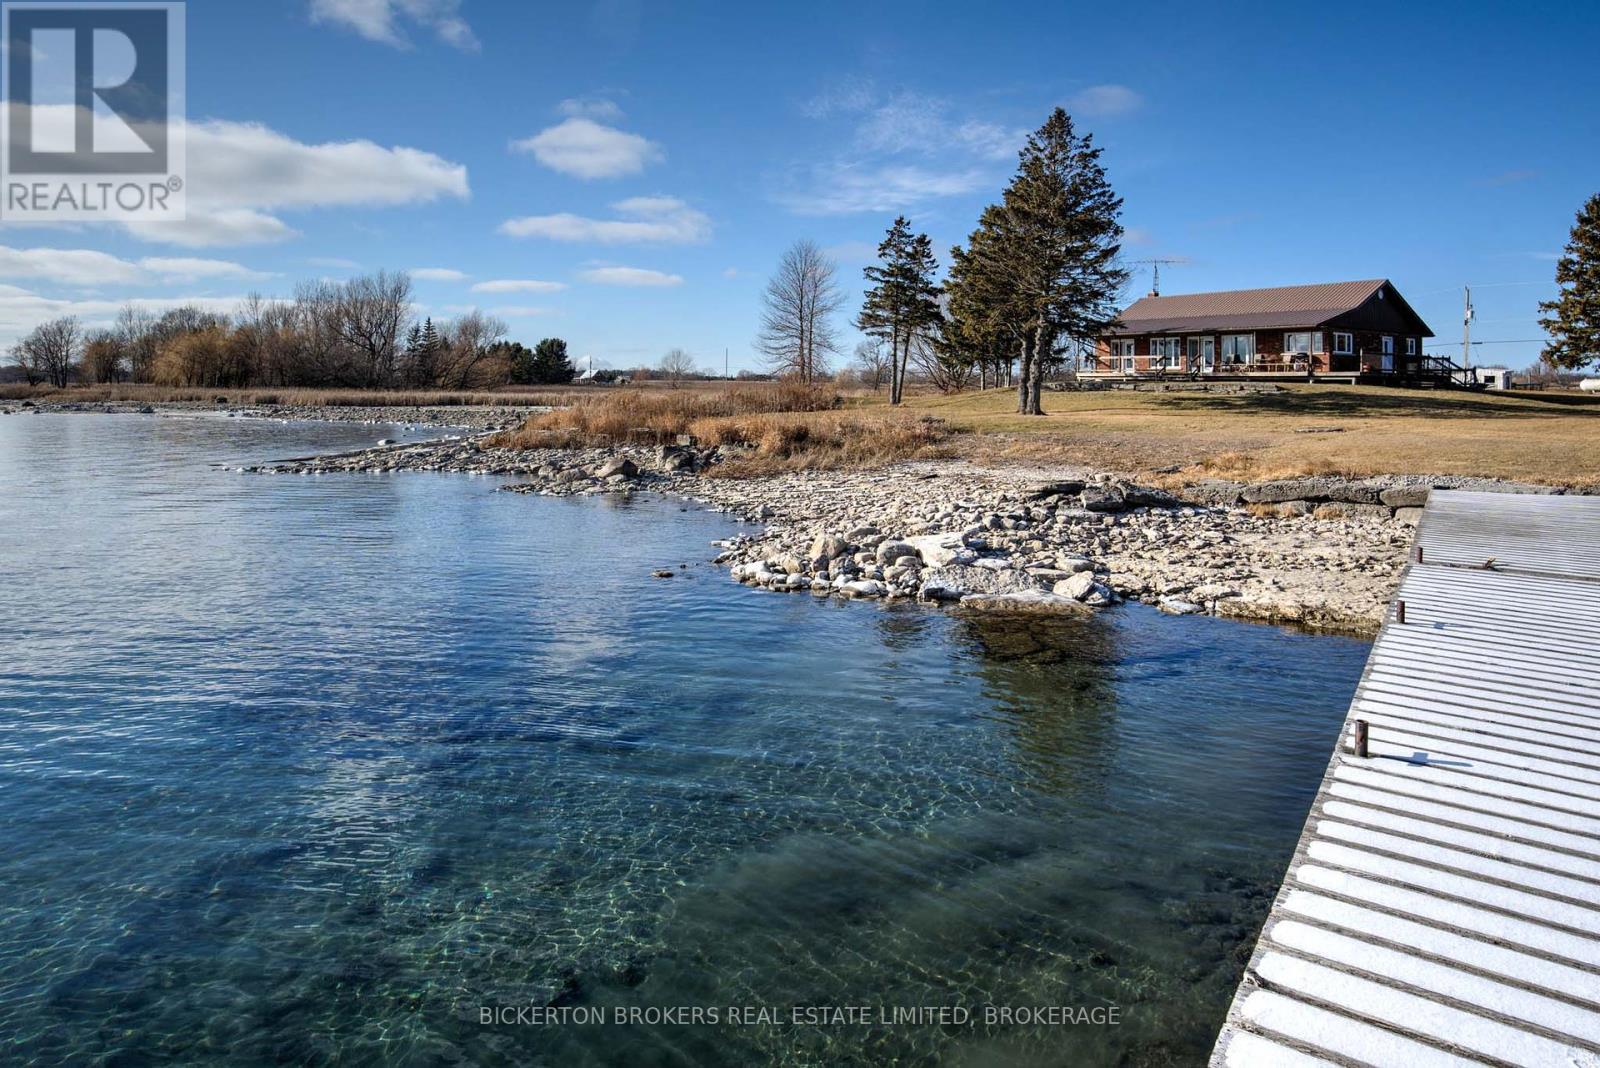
xmin=953 ymin=609 xmax=1122 ymax=801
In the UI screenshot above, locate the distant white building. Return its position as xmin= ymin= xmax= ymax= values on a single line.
xmin=1476 ymin=367 xmax=1512 ymax=390
xmin=1580 ymin=378 xmax=1600 ymax=392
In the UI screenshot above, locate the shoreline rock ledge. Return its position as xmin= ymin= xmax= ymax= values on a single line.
xmin=243 ymin=431 xmax=1582 ymax=636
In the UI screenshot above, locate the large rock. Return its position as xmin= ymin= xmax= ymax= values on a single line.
xmin=1242 ymin=478 xmax=1340 ymax=503
xmin=957 ymin=589 xmax=1088 ymax=613
xmin=810 ymin=534 xmax=852 ymax=561
xmin=1053 ymin=571 xmax=1116 ymax=605
xmin=1393 ymin=507 xmax=1424 ymax=526
xmin=1024 ymin=479 xmax=1086 ymax=501
xmin=1326 ymin=479 xmax=1387 ymax=505
xmin=1080 ymin=483 xmax=1128 ymax=512
xmin=919 ymin=564 xmax=1041 ymax=601
xmin=1379 ymin=484 xmax=1434 ymax=508
xmin=596 ymin=455 xmax=639 ymax=479
xmin=1053 ymin=571 xmax=1099 ymax=600
xmin=875 ymin=540 xmax=917 ymax=564
xmin=841 ymin=579 xmax=886 ymax=598
xmin=904 ymin=532 xmax=975 ymax=568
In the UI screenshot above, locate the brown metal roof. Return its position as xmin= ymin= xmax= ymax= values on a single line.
xmin=1107 ymin=279 xmax=1396 ymax=334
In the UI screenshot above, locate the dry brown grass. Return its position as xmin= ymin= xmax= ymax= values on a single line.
xmin=492 ymin=381 xmax=840 ymax=447
xmin=0 ymin=382 xmax=576 ymax=407
xmin=895 ymin=383 xmax=1600 ymax=486
xmin=700 ymin=411 xmax=952 ymax=477
xmin=490 ymin=381 xmax=951 ymax=476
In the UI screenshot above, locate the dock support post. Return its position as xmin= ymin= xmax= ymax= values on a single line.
xmin=1396 ymin=600 xmax=1407 ymax=624
xmin=1354 ymin=719 xmax=1370 ymax=758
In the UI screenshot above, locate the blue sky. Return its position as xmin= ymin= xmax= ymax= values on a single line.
xmin=3 ymin=0 xmax=1597 ymax=371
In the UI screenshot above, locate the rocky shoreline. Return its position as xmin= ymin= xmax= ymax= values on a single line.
xmin=0 ymin=397 xmax=541 ymax=432
xmin=241 ymin=430 xmax=1577 ymax=636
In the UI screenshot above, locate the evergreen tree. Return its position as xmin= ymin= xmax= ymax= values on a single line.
xmin=1538 ymin=193 xmax=1600 ymax=370
xmin=945 ymin=203 xmax=1029 ymax=391
xmin=857 ymin=217 xmax=942 ymax=404
xmin=493 ymin=341 xmax=536 ymax=384
xmin=531 ymin=337 xmax=575 ymax=384
xmin=402 ymin=317 xmax=443 ymax=386
xmin=950 ymin=108 xmax=1127 ymax=414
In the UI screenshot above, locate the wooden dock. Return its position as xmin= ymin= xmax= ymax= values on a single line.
xmin=1211 ymin=489 xmax=1600 ymax=1067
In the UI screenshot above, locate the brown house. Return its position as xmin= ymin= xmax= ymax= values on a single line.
xmin=1089 ymin=279 xmax=1435 ymax=376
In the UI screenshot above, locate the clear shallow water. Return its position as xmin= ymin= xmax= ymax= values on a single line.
xmin=0 ymin=413 xmax=1370 ymax=1066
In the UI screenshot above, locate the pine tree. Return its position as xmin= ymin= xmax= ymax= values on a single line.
xmin=951 ymin=108 xmax=1128 ymax=414
xmin=530 ymin=337 xmax=575 ymax=383
xmin=857 ymin=217 xmax=942 ymax=404
xmin=1538 ymin=193 xmax=1600 ymax=370
xmin=945 ymin=203 xmax=1029 ymax=392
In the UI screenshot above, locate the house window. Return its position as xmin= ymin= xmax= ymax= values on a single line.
xmin=1284 ymin=332 xmax=1322 ymax=355
xmin=1406 ymin=337 xmax=1417 ymax=355
xmin=1381 ymin=336 xmax=1395 ymax=355
xmin=1109 ymin=339 xmax=1135 ymax=371
xmin=1333 ymin=332 xmax=1353 ymax=355
xmin=1150 ymin=337 xmax=1182 ymax=369
xmin=1221 ymin=333 xmax=1255 ymax=365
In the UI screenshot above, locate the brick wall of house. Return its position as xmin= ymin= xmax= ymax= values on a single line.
xmin=1089 ymin=330 xmax=1341 ymax=373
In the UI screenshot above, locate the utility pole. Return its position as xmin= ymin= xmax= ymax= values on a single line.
xmin=1462 ymin=285 xmax=1474 ymax=369
xmin=724 ymin=347 xmax=729 ymax=379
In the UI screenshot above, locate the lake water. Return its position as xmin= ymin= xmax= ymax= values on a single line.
xmin=0 ymin=413 xmax=1370 ymax=1066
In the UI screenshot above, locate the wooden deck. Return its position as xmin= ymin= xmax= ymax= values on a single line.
xmin=1211 ymin=490 xmax=1600 ymax=1067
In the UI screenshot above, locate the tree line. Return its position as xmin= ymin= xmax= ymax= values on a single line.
xmin=755 ymin=107 xmax=1128 ymax=414
xmin=7 ymin=269 xmax=578 ymax=389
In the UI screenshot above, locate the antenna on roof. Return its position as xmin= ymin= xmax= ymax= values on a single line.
xmin=1131 ymin=258 xmax=1181 ymax=297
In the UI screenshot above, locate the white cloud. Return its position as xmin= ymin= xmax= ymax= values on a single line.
xmin=0 ymin=245 xmax=267 ymax=286
xmin=1068 ymin=84 xmax=1143 ymax=118
xmin=577 ymin=266 xmax=683 ymax=287
xmin=0 ymin=287 xmax=259 ymax=347
xmin=124 ymin=208 xmax=298 ymax=248
xmin=511 ymin=117 xmax=662 ymax=179
xmin=309 ymin=256 xmax=361 ymax=269
xmin=490 ymin=305 xmax=553 ymax=317
xmin=777 ymin=164 xmax=987 ymax=216
xmin=801 ymin=76 xmax=877 ymax=119
xmin=470 ymin=278 xmax=567 ymax=293
xmin=784 ymin=82 xmax=1021 ymax=215
xmin=121 ymin=119 xmax=469 ymax=247
xmin=721 ymin=267 xmax=740 ymax=278
xmin=411 ymin=267 xmax=469 ymax=281
xmin=309 ymin=0 xmax=479 ymax=51
xmin=557 ymin=96 xmax=625 ymax=122
xmin=136 ymin=257 xmax=273 ymax=282
xmin=500 ymin=196 xmax=710 ymax=244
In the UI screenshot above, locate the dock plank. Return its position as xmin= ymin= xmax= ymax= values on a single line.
xmin=1211 ymin=489 xmax=1600 ymax=1067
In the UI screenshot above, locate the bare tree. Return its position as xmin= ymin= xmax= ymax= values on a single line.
xmin=113 ymin=306 xmax=160 ymax=382
xmin=436 ymin=310 xmax=508 ymax=389
xmin=659 ymin=347 xmax=697 ymax=387
xmin=850 ymin=339 xmax=892 ymax=391
xmin=9 ymin=341 xmax=43 ymax=385
xmin=81 ymin=330 xmax=124 ymax=383
xmin=329 ymin=270 xmax=413 ymax=387
xmin=15 ymin=316 xmax=81 ymax=387
xmin=756 ymin=240 xmax=844 ymax=382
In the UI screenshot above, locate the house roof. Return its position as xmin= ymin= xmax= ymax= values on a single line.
xmin=1106 ymin=279 xmax=1432 ymax=336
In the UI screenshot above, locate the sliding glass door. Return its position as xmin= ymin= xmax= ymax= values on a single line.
xmin=1187 ymin=336 xmax=1215 ymax=372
